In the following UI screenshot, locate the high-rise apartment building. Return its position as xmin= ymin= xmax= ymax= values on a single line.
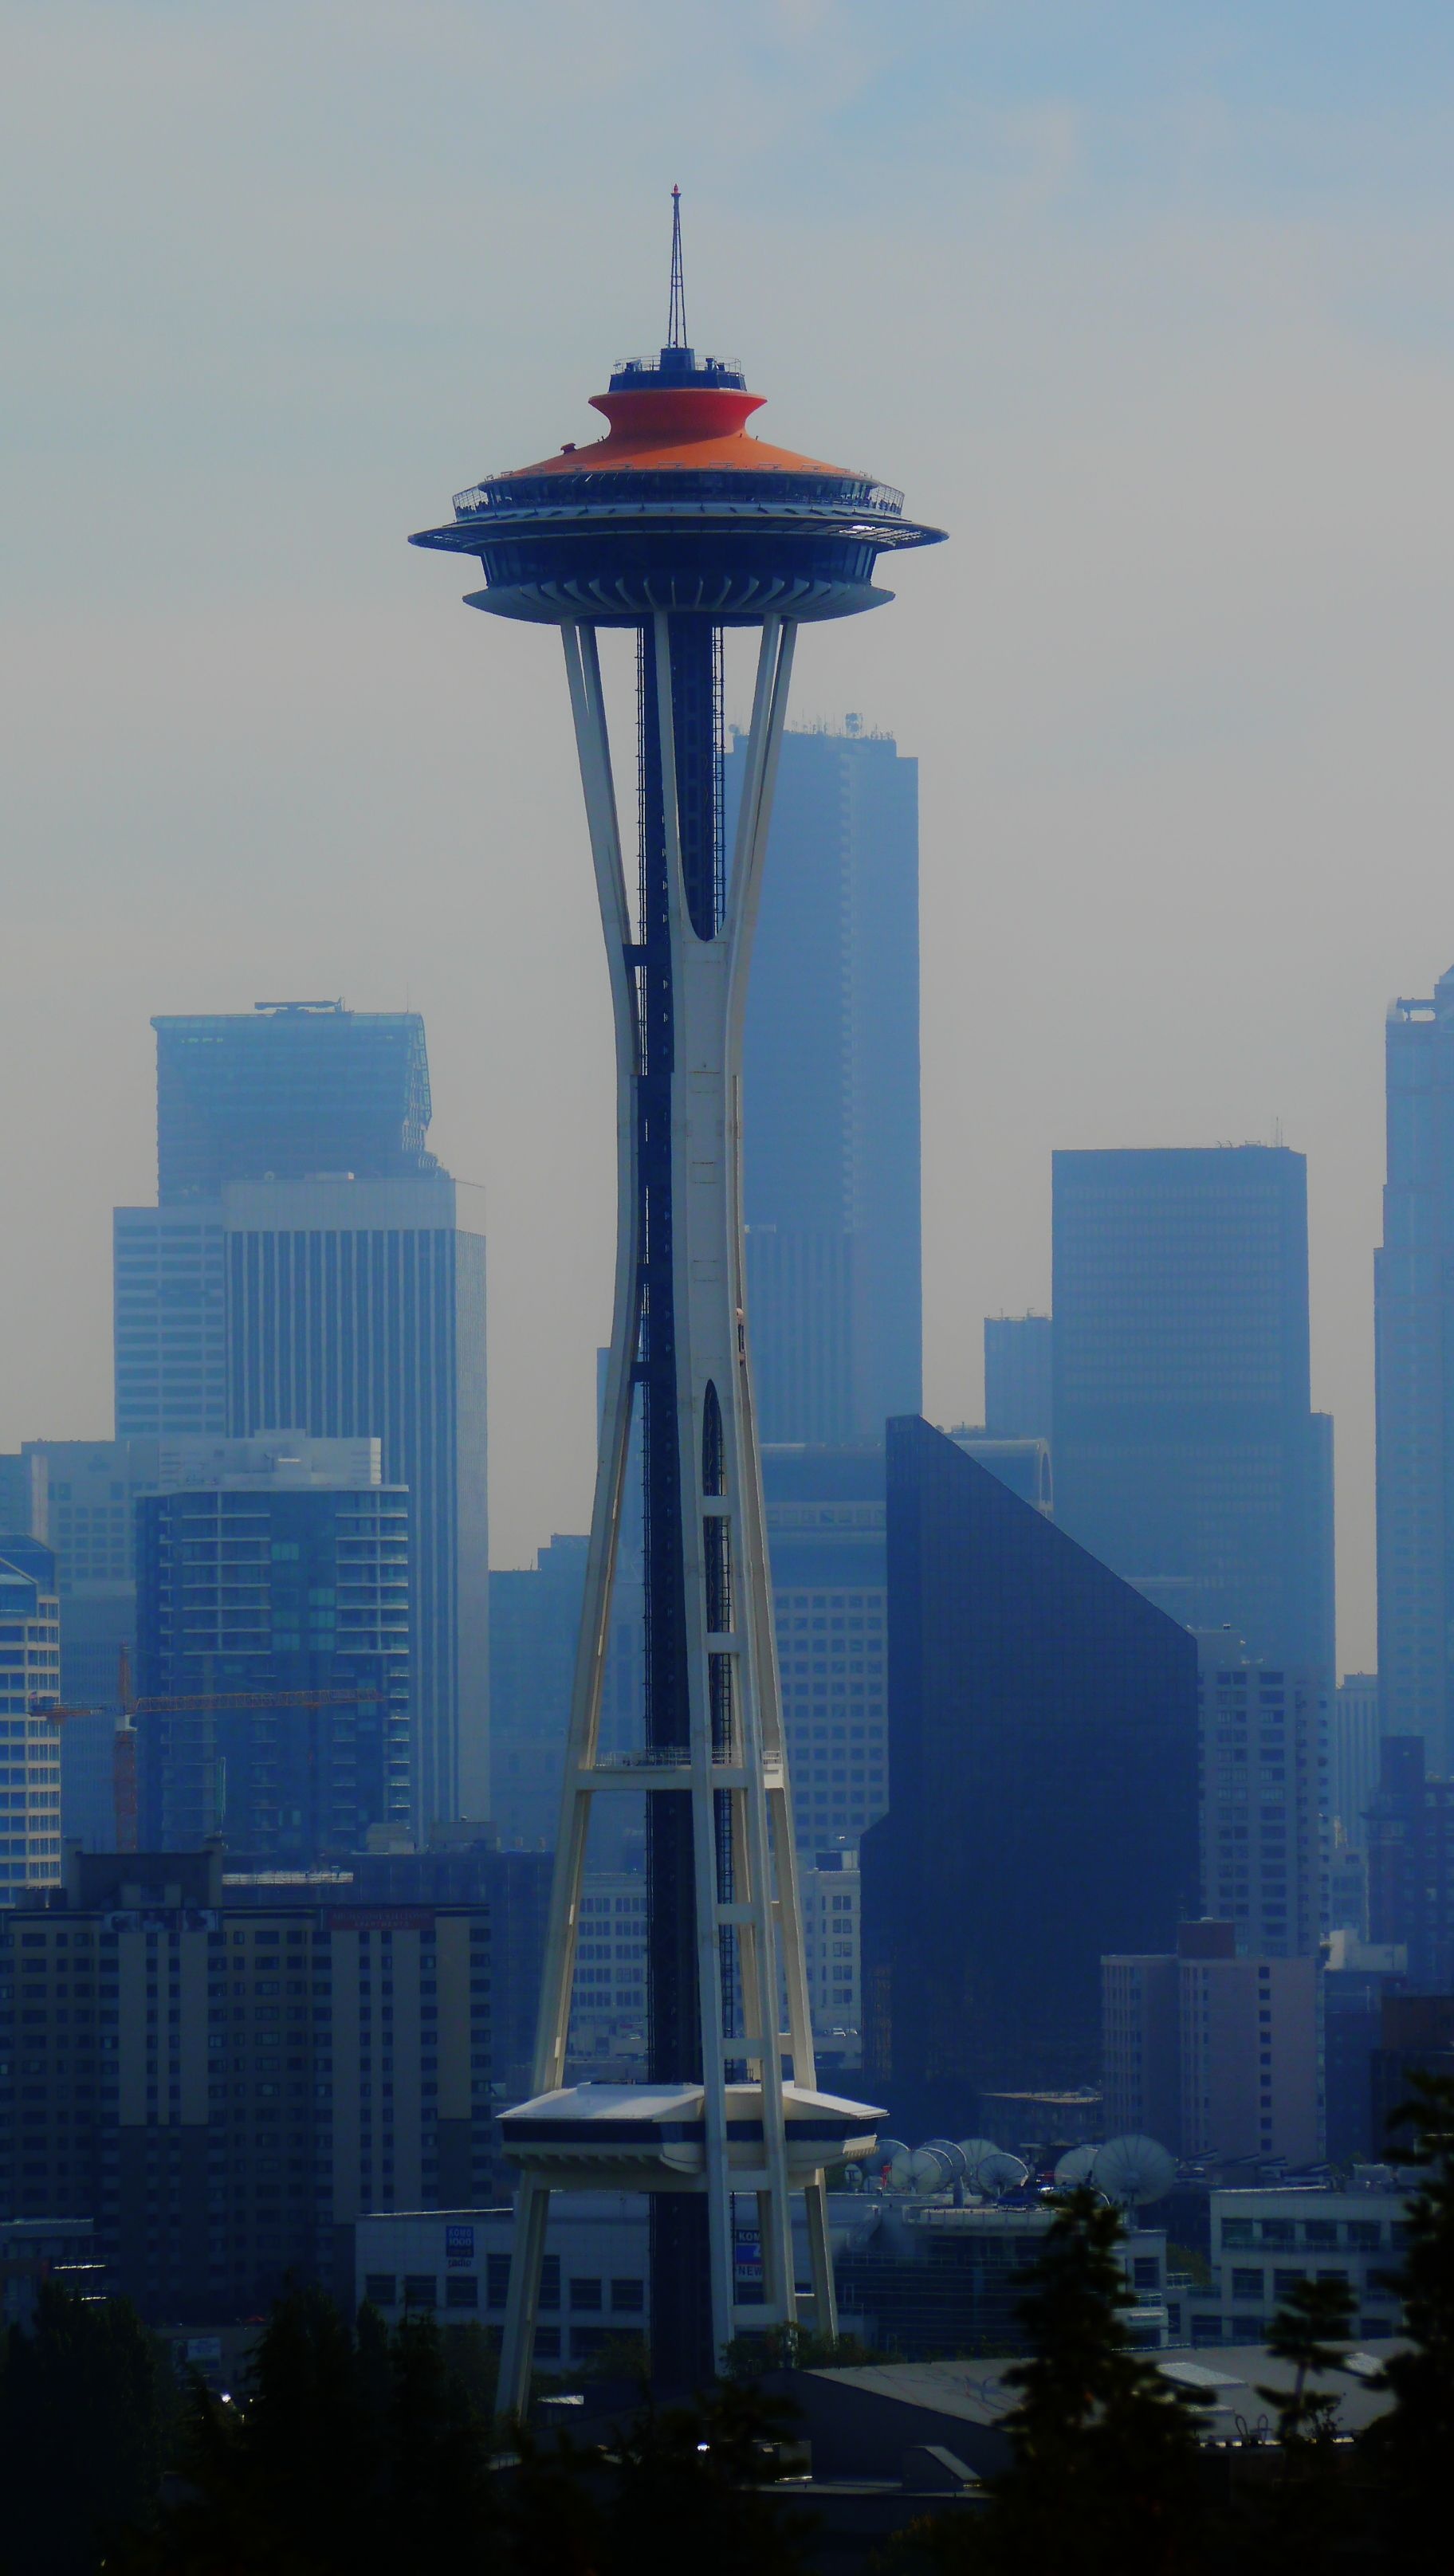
xmin=764 ymin=1446 xmax=889 ymax=1851
xmin=1366 ymin=1735 xmax=1454 ymax=1983
xmin=136 ymin=1435 xmax=411 ymax=1862
xmin=799 ymin=1848 xmax=862 ymax=2065
xmin=1376 ymin=970 xmax=1454 ymax=1768
xmin=729 ymin=724 xmax=921 ymax=1443
xmin=983 ymin=1314 xmax=1053 ymax=1443
xmin=1197 ymin=1634 xmax=1328 ymax=1957
xmin=14 ymin=1441 xmax=161 ymax=1850
xmin=1051 ymin=1147 xmax=1334 ymax=1674
xmin=0 ymin=1843 xmax=541 ymax=2320
xmin=115 ymin=1008 xmax=488 ymax=1831
xmin=0 ymin=1541 xmax=62 ymax=1898
xmin=863 ymin=1417 xmax=1199 ymax=2140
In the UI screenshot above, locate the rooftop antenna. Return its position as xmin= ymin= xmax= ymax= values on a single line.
xmin=667 ymin=183 xmax=688 ymax=349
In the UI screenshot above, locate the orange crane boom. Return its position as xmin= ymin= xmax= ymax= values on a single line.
xmin=33 ymin=1647 xmax=384 ymax=1852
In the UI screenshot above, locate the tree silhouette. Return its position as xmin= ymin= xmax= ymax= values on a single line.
xmin=1364 ymin=2070 xmax=1454 ymax=2575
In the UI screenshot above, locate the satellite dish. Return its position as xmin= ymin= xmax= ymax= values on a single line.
xmin=971 ymin=2150 xmax=1029 ymax=2198
xmin=1092 ymin=2134 xmax=1177 ymax=2208
xmin=1054 ymin=2144 xmax=1098 ymax=2189
xmin=956 ymin=2138 xmax=1000 ymax=2176
xmin=922 ymin=2138 xmax=970 ymax=2183
xmin=908 ymin=2146 xmax=954 ymax=2197
xmin=884 ymin=2144 xmax=917 ymax=2194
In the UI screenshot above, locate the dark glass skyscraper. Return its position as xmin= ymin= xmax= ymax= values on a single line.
xmin=1376 ymin=969 xmax=1454 ymax=1767
xmin=1051 ymin=1146 xmax=1334 ymax=1674
xmin=861 ymin=1416 xmax=1198 ymax=2140
xmin=728 ymin=724 xmax=922 ymax=1444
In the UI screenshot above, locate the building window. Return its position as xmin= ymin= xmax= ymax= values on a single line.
xmin=445 ymin=2276 xmax=479 ymax=2310
xmin=364 ymin=2274 xmax=396 ymax=2307
xmin=403 ymin=2275 xmax=437 ymax=2309
xmin=569 ymin=2278 xmax=603 ymax=2312
xmin=611 ymin=2278 xmax=646 ymax=2314
xmin=1231 ymin=2269 xmax=1263 ymax=2301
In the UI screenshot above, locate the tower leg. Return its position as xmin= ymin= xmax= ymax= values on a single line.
xmin=497 ymin=2177 xmax=551 ymax=2423
xmin=803 ymin=2174 xmax=837 ymax=2342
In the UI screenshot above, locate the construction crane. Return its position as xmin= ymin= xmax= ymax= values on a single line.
xmin=33 ymin=1647 xmax=380 ymax=1853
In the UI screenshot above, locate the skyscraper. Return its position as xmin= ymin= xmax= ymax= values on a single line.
xmin=221 ymin=1176 xmax=488 ymax=1828
xmin=983 ymin=1314 xmax=1053 ymax=1443
xmin=0 ymin=1539 xmax=63 ymax=1898
xmin=17 ymin=1439 xmax=161 ymax=1850
xmin=763 ymin=1445 xmax=889 ymax=1851
xmin=862 ymin=1417 xmax=1199 ymax=2141
xmin=115 ymin=1008 xmax=488 ymax=1829
xmin=489 ymin=1537 xmax=590 ymax=1848
xmin=1051 ymin=1147 xmax=1334 ymax=1675
xmin=729 ymin=723 xmax=921 ymax=1444
xmin=1196 ymin=1635 xmax=1329 ymax=1958
xmin=136 ymin=1433 xmax=411 ymax=1860
xmin=153 ymin=1003 xmax=436 ymax=1202
xmin=1376 ymin=971 xmax=1454 ymax=1767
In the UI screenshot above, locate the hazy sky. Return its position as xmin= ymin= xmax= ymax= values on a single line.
xmin=6 ymin=2 xmax=1454 ymax=1670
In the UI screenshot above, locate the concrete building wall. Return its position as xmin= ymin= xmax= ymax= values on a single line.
xmin=1197 ymin=1635 xmax=1329 ymax=1957
xmin=1101 ymin=1954 xmax=1181 ymax=2145
xmin=1178 ymin=1952 xmax=1318 ymax=2164
xmin=0 ymin=1848 xmax=521 ymax=2319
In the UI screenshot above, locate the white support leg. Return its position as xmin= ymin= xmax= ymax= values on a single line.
xmin=497 ymin=2177 xmax=552 ymax=2423
xmin=803 ymin=2174 xmax=837 ymax=2342
xmin=498 ymin=609 xmax=868 ymax=2408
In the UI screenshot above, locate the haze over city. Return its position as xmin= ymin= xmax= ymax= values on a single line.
xmin=9 ymin=4 xmax=1454 ymax=1665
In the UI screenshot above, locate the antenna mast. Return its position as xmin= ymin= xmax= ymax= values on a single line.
xmin=667 ymin=183 xmax=687 ymax=348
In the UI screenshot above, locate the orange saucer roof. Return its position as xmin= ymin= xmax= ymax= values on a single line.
xmin=503 ymin=382 xmax=858 ymax=481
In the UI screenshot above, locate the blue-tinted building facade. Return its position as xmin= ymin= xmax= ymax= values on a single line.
xmin=1377 ymin=970 xmax=1454 ymax=1766
xmin=116 ymin=1003 xmax=489 ymax=1831
xmin=136 ymin=1447 xmax=411 ymax=1861
xmin=764 ymin=1444 xmax=889 ymax=1851
xmin=861 ymin=1416 xmax=1198 ymax=2140
xmin=1051 ymin=1147 xmax=1334 ymax=1675
xmin=221 ymin=1176 xmax=489 ymax=1831
xmin=727 ymin=724 xmax=921 ymax=1443
xmin=153 ymin=1003 xmax=435 ymax=1204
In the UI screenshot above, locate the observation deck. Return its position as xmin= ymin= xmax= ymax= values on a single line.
xmin=409 ymin=340 xmax=944 ymax=624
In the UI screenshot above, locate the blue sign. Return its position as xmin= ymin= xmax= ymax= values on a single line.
xmin=446 ymin=2224 xmax=474 ymax=2266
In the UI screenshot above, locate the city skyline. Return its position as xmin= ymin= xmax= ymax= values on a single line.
xmin=12 ymin=14 xmax=1454 ymax=1672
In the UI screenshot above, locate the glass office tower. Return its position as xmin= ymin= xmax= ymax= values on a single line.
xmin=1051 ymin=1146 xmax=1334 ymax=1675
xmin=115 ymin=1008 xmax=488 ymax=1828
xmin=1377 ymin=968 xmax=1454 ymax=1768
xmin=153 ymin=1003 xmax=435 ymax=1201
xmin=862 ymin=1416 xmax=1198 ymax=2141
xmin=728 ymin=724 xmax=922 ymax=1444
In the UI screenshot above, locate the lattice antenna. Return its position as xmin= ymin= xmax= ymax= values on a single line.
xmin=667 ymin=184 xmax=687 ymax=349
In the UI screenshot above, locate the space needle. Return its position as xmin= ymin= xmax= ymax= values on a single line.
xmin=412 ymin=193 xmax=945 ymax=2402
